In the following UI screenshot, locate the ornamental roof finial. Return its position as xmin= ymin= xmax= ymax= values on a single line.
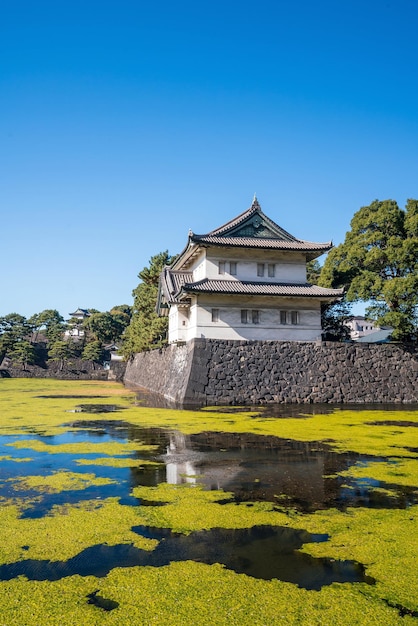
xmin=251 ymin=193 xmax=260 ymax=208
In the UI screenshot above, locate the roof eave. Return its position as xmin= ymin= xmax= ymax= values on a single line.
xmin=171 ymin=238 xmax=205 ymax=270
xmin=190 ymin=236 xmax=332 ymax=253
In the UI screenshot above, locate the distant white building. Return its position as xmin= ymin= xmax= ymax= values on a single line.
xmin=157 ymin=198 xmax=343 ymax=343
xmin=64 ymin=308 xmax=91 ymax=339
xmin=345 ymin=316 xmax=379 ymax=340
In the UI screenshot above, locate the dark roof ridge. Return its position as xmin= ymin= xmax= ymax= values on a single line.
xmin=207 ymin=198 xmax=262 ymax=236
xmin=189 ymin=197 xmax=297 ymax=243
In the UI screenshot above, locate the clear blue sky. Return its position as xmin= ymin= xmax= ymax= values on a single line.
xmin=1 ymin=0 xmax=417 ymax=319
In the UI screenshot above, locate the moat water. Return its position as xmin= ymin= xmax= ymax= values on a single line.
xmin=1 ymin=400 xmax=416 ymax=588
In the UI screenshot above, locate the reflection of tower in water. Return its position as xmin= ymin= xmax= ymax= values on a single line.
xmin=158 ymin=429 xmax=378 ymax=511
xmin=165 ymin=432 xmax=197 ymax=485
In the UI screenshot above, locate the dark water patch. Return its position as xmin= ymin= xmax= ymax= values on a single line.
xmin=383 ymin=600 xmax=418 ymax=619
xmin=338 ymin=480 xmax=417 ymax=510
xmin=365 ymin=421 xmax=418 ymax=427
xmin=70 ymin=404 xmax=127 ymax=414
xmin=0 ymin=525 xmax=374 ymax=591
xmin=87 ymin=590 xmax=119 ymax=612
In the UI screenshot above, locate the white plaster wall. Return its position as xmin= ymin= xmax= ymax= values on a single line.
xmin=179 ymin=295 xmax=322 ymax=342
xmin=188 ymin=250 xmax=206 ymax=281
xmin=205 ymin=249 xmax=307 ymax=282
xmin=346 ymin=317 xmax=378 ymax=339
xmin=168 ymin=307 xmax=180 ymax=343
xmin=169 ymin=302 xmax=199 ymax=343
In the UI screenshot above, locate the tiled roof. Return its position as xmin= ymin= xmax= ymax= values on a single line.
xmin=160 ymin=268 xmax=193 ymax=303
xmin=355 ymin=329 xmax=393 ymax=343
xmin=172 ymin=199 xmax=333 ymax=270
xmin=205 ymin=198 xmax=296 ymax=241
xmin=180 ymin=279 xmax=344 ymax=298
xmin=190 ymin=235 xmax=331 ymax=251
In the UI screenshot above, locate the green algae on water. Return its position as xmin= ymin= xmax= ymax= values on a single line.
xmin=75 ymin=456 xmax=162 ymax=468
xmin=8 ymin=471 xmax=117 ymax=494
xmin=6 ymin=439 xmax=157 ymax=456
xmin=0 ymin=379 xmax=417 ymax=624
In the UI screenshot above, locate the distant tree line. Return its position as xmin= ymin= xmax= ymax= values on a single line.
xmin=0 ymin=306 xmax=132 ymax=371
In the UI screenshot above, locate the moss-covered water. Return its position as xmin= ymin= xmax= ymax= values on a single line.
xmin=0 ymin=379 xmax=417 ymax=624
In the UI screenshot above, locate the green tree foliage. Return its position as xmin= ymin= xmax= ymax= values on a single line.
xmin=321 ymin=300 xmax=352 ymax=342
xmin=10 ymin=341 xmax=36 ymax=370
xmin=83 ymin=309 xmax=131 ymax=345
xmin=306 ymin=259 xmax=322 ymax=284
xmin=110 ymin=304 xmax=132 ymax=319
xmin=123 ymin=251 xmax=174 ymax=356
xmin=0 ymin=313 xmax=33 ymax=357
xmin=83 ymin=313 xmax=113 ymax=344
xmin=48 ymin=340 xmax=78 ymax=370
xmin=82 ymin=340 xmax=104 ymax=363
xmin=109 ymin=305 xmax=132 ymax=335
xmin=28 ymin=309 xmax=66 ymax=343
xmin=319 ymin=199 xmax=418 ymax=341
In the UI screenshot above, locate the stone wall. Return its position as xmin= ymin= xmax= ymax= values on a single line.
xmin=0 ymin=359 xmax=124 ymax=381
xmin=107 ymin=361 xmax=127 ymax=382
xmin=124 ymin=341 xmax=197 ymax=404
xmin=124 ymin=339 xmax=418 ymax=405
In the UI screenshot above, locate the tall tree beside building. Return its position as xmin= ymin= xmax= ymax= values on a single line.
xmin=123 ymin=251 xmax=174 ymax=356
xmin=306 ymin=259 xmax=322 ymax=284
xmin=319 ymin=199 xmax=418 ymax=341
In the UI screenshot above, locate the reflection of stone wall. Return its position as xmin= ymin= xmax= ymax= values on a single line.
xmin=124 ymin=339 xmax=418 ymax=406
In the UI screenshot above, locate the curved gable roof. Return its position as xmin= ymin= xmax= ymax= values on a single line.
xmin=172 ymin=198 xmax=332 ymax=270
xmin=202 ymin=198 xmax=297 ymax=241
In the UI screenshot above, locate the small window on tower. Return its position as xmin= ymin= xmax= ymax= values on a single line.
xmin=268 ymin=263 xmax=275 ymax=277
xmin=257 ymin=263 xmax=265 ymax=277
xmin=229 ymin=261 xmax=237 ymax=275
xmin=241 ymin=309 xmax=249 ymax=324
xmin=280 ymin=311 xmax=287 ymax=325
xmin=291 ymin=311 xmax=299 ymax=325
xmin=252 ymin=310 xmax=260 ymax=324
xmin=218 ymin=261 xmax=225 ymax=275
xmin=212 ymin=309 xmax=219 ymax=323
